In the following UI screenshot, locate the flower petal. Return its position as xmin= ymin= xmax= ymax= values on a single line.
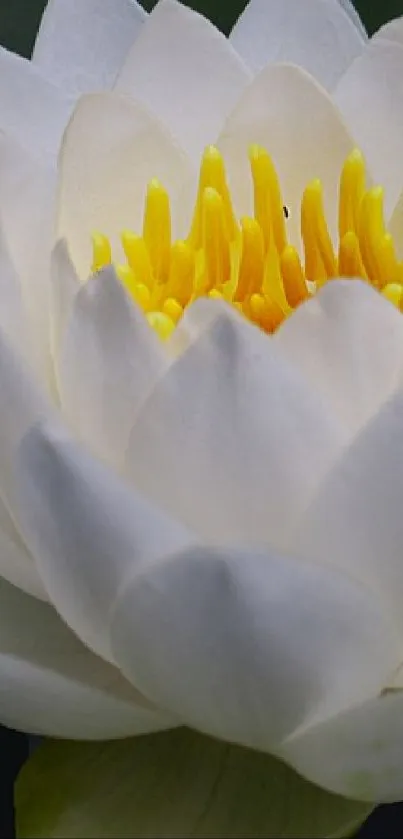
xmin=279 ymin=692 xmax=403 ymax=802
xmin=0 ymin=574 xmax=174 ymax=739
xmin=32 ymin=0 xmax=146 ymax=95
xmin=57 ymin=92 xmax=193 ymax=279
xmin=111 ymin=544 xmax=398 ymax=753
xmin=336 ymin=0 xmax=367 ymax=38
xmin=0 ymin=47 xmax=75 ymax=163
xmin=50 ymin=239 xmax=80 ymax=363
xmin=58 ymin=267 xmax=167 ymax=466
xmin=216 ymin=64 xmax=355 ymax=250
xmin=126 ymin=303 xmax=345 ymax=547
xmin=0 ymin=133 xmax=57 ymax=385
xmin=0 ymin=495 xmax=47 ymax=600
xmin=114 ymin=0 xmax=250 ymax=163
xmin=373 ymin=16 xmax=403 ymax=48
xmin=229 ymin=0 xmax=364 ymax=90
xmin=275 ymin=280 xmax=403 ymax=436
xmin=292 ymin=388 xmax=403 ymax=637
xmin=15 ymin=421 xmax=197 ymax=662
xmin=334 ymin=39 xmax=403 ymax=218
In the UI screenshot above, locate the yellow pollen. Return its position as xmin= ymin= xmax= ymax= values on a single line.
xmin=90 ymin=144 xmax=403 ymax=340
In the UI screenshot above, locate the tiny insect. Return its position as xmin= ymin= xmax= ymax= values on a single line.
xmin=283 ymin=205 xmax=290 ymax=219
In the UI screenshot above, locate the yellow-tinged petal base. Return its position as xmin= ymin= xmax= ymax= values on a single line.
xmin=91 ymin=145 xmax=403 ymax=339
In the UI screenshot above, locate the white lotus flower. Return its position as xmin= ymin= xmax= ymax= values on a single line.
xmin=2 ymin=0 xmax=403 ymax=807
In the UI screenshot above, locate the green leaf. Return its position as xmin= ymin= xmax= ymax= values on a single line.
xmin=16 ymin=727 xmax=372 ymax=839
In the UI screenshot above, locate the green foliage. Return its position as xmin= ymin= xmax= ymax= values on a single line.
xmin=16 ymin=728 xmax=372 ymax=839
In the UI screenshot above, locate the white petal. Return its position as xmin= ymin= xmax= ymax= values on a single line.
xmin=373 ymin=16 xmax=403 ymax=48
xmin=275 ymin=280 xmax=403 ymax=436
xmin=334 ymin=39 xmax=403 ymax=218
xmin=0 ymin=47 xmax=75 ymax=163
xmin=50 ymin=239 xmax=80 ymax=363
xmin=15 ymin=422 xmax=197 ymax=662
xmin=111 ymin=544 xmax=398 ymax=753
xmin=292 ymin=388 xmax=403 ymax=637
xmin=0 ymin=223 xmax=30 ymax=353
xmin=57 ymin=92 xmax=193 ymax=279
xmin=280 ymin=692 xmax=403 ymax=802
xmin=216 ymin=64 xmax=355 ymax=251
xmin=33 ymin=0 xmax=146 ymax=95
xmin=58 ymin=267 xmax=167 ymax=467
xmin=0 ymin=494 xmax=47 ymax=600
xmin=0 ymin=575 xmax=174 ymax=739
xmin=229 ymin=0 xmax=365 ymax=90
xmin=336 ymin=0 xmax=367 ymax=38
xmin=0 ymin=133 xmax=57 ymax=385
xmin=0 ymin=325 xmax=53 ymax=512
xmin=126 ymin=303 xmax=345 ymax=547
xmin=115 ymin=0 xmax=250 ymax=163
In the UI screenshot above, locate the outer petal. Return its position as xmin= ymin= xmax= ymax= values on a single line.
xmin=126 ymin=303 xmax=345 ymax=547
xmin=275 ymin=280 xmax=403 ymax=436
xmin=115 ymin=0 xmax=251 ymax=163
xmin=291 ymin=388 xmax=403 ymax=637
xmin=0 ymin=494 xmax=47 ymax=600
xmin=15 ymin=422 xmax=198 ymax=662
xmin=110 ymin=544 xmax=399 ymax=753
xmin=373 ymin=16 xmax=403 ymax=47
xmin=0 ymin=133 xmax=57 ymax=385
xmin=215 ymin=64 xmax=355 ymax=251
xmin=0 ymin=47 xmax=75 ymax=163
xmin=58 ymin=267 xmax=167 ymax=467
xmin=389 ymin=190 xmax=403 ymax=259
xmin=57 ymin=92 xmax=193 ymax=279
xmin=337 ymin=0 xmax=367 ymax=38
xmin=229 ymin=0 xmax=364 ymax=91
xmin=50 ymin=239 xmax=80 ymax=362
xmin=33 ymin=0 xmax=146 ymax=95
xmin=0 ymin=575 xmax=174 ymax=739
xmin=279 ymin=692 xmax=403 ymax=802
xmin=334 ymin=40 xmax=403 ymax=218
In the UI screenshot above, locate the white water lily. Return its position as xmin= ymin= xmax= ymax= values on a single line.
xmin=2 ymin=0 xmax=403 ymax=808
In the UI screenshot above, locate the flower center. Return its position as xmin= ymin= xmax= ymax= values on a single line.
xmin=91 ymin=145 xmax=403 ymax=340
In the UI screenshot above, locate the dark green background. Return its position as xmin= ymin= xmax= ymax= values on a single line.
xmin=1 ymin=0 xmax=403 ymax=59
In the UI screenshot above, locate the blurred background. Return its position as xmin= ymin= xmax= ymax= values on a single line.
xmin=1 ymin=0 xmax=403 ymax=57
xmin=0 ymin=0 xmax=403 ymax=836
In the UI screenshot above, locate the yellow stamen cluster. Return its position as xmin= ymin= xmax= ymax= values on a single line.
xmin=91 ymin=145 xmax=403 ymax=340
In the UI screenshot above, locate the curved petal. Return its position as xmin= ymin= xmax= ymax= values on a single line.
xmin=110 ymin=544 xmax=399 ymax=753
xmin=126 ymin=302 xmax=345 ymax=547
xmin=115 ymin=0 xmax=250 ymax=163
xmin=57 ymin=92 xmax=193 ymax=279
xmin=229 ymin=0 xmax=364 ymax=91
xmin=280 ymin=691 xmax=403 ymax=803
xmin=334 ymin=39 xmax=403 ymax=218
xmin=292 ymin=388 xmax=403 ymax=637
xmin=337 ymin=0 xmax=367 ymax=38
xmin=275 ymin=280 xmax=403 ymax=436
xmin=0 ymin=47 xmax=75 ymax=163
xmin=0 ymin=494 xmax=47 ymax=600
xmin=373 ymin=16 xmax=403 ymax=47
xmin=0 ymin=324 xmax=53 ymax=513
xmin=14 ymin=421 xmax=197 ymax=662
xmin=0 ymin=575 xmax=174 ymax=739
xmin=0 ymin=133 xmax=57 ymax=386
xmin=389 ymin=189 xmax=403 ymax=259
xmin=215 ymin=64 xmax=355 ymax=251
xmin=33 ymin=0 xmax=146 ymax=95
xmin=50 ymin=239 xmax=80 ymax=363
xmin=58 ymin=267 xmax=167 ymax=467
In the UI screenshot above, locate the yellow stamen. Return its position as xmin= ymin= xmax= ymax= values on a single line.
xmin=89 ymin=143 xmax=402 ymax=340
xmin=339 ymin=148 xmax=366 ymax=239
xmin=249 ymin=144 xmax=287 ymax=253
xmin=143 ymin=179 xmax=171 ymax=284
xmin=91 ymin=232 xmax=111 ymax=273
